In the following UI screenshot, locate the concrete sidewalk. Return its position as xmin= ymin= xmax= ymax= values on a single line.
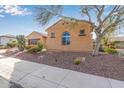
xmin=0 ymin=55 xmax=124 ymax=88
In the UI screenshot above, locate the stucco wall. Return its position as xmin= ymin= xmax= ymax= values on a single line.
xmin=46 ymin=20 xmax=93 ymax=52
xmin=26 ymin=32 xmax=47 ymax=46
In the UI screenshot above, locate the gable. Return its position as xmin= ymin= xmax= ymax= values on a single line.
xmin=26 ymin=31 xmax=44 ymax=39
xmin=46 ymin=19 xmax=93 ymax=33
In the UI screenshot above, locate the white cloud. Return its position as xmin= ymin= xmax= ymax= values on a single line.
xmin=0 ymin=5 xmax=32 ymax=17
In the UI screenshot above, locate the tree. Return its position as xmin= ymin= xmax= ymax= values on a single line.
xmin=16 ymin=35 xmax=25 ymax=51
xmin=35 ymin=5 xmax=124 ymax=56
xmin=101 ymin=20 xmax=118 ymax=47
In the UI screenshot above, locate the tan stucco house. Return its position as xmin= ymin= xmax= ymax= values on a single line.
xmin=27 ymin=19 xmax=93 ymax=52
xmin=109 ymin=36 xmax=124 ymax=42
xmin=26 ymin=31 xmax=47 ymax=46
xmin=46 ymin=19 xmax=93 ymax=52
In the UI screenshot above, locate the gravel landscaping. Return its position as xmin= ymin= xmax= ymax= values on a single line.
xmin=2 ymin=51 xmax=124 ymax=81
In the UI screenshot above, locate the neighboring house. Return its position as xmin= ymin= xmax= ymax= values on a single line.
xmin=109 ymin=36 xmax=124 ymax=42
xmin=0 ymin=34 xmax=16 ymax=46
xmin=26 ymin=31 xmax=47 ymax=46
xmin=46 ymin=19 xmax=93 ymax=52
xmin=109 ymin=36 xmax=124 ymax=49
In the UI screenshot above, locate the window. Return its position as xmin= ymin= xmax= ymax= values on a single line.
xmin=62 ymin=32 xmax=70 ymax=45
xmin=79 ymin=29 xmax=86 ymax=36
xmin=28 ymin=39 xmax=40 ymax=45
xmin=51 ymin=32 xmax=55 ymax=38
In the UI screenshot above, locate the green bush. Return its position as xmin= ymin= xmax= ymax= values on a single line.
xmin=0 ymin=45 xmax=6 ymax=49
xmin=6 ymin=43 xmax=13 ymax=48
xmin=6 ymin=40 xmax=17 ymax=48
xmin=27 ymin=46 xmax=42 ymax=53
xmin=37 ymin=42 xmax=43 ymax=49
xmin=74 ymin=57 xmax=81 ymax=65
xmin=104 ymin=48 xmax=118 ymax=54
xmin=25 ymin=45 xmax=32 ymax=50
xmin=27 ymin=42 xmax=44 ymax=53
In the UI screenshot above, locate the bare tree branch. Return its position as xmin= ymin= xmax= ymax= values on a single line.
xmin=94 ymin=5 xmax=100 ymax=12
xmin=102 ymin=6 xmax=121 ymax=23
xmin=97 ymin=6 xmax=124 ymax=33
xmin=96 ymin=6 xmax=105 ymax=26
xmin=81 ymin=8 xmax=91 ymax=22
xmin=102 ymin=18 xmax=124 ymax=36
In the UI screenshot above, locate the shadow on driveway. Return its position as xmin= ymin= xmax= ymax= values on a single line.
xmin=0 ymin=76 xmax=23 ymax=88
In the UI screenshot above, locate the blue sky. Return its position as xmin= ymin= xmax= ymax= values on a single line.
xmin=0 ymin=5 xmax=123 ymax=37
xmin=0 ymin=5 xmax=83 ymax=36
xmin=0 ymin=5 xmax=41 ymax=36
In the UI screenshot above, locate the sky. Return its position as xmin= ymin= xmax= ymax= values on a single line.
xmin=0 ymin=5 xmax=83 ymax=36
xmin=0 ymin=5 xmax=123 ymax=38
xmin=0 ymin=5 xmax=42 ymax=36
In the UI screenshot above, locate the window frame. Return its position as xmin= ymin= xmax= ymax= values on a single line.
xmin=28 ymin=39 xmax=40 ymax=45
xmin=79 ymin=29 xmax=86 ymax=36
xmin=51 ymin=32 xmax=56 ymax=38
xmin=62 ymin=32 xmax=71 ymax=45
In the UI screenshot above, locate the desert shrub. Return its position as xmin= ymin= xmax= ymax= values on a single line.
xmin=25 ymin=45 xmax=32 ymax=50
xmin=6 ymin=40 xmax=17 ymax=48
xmin=16 ymin=35 xmax=25 ymax=51
xmin=104 ymin=48 xmax=118 ymax=54
xmin=11 ymin=41 xmax=17 ymax=47
xmin=0 ymin=45 xmax=6 ymax=49
xmin=74 ymin=57 xmax=82 ymax=65
xmin=27 ymin=46 xmax=42 ymax=53
xmin=27 ymin=42 xmax=44 ymax=53
xmin=6 ymin=43 xmax=13 ymax=48
xmin=37 ymin=42 xmax=43 ymax=50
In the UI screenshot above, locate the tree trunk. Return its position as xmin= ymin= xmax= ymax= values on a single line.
xmin=92 ymin=36 xmax=102 ymax=56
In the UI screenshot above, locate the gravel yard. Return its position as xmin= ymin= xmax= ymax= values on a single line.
xmin=2 ymin=51 xmax=124 ymax=81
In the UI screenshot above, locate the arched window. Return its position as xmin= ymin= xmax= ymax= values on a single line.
xmin=62 ymin=32 xmax=70 ymax=45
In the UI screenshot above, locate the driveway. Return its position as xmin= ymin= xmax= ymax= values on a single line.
xmin=0 ymin=55 xmax=124 ymax=88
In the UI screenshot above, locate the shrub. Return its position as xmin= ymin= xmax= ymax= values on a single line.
xmin=104 ymin=48 xmax=118 ymax=54
xmin=25 ymin=45 xmax=32 ymax=50
xmin=11 ymin=41 xmax=17 ymax=47
xmin=6 ymin=40 xmax=17 ymax=48
xmin=0 ymin=45 xmax=6 ymax=49
xmin=16 ymin=35 xmax=25 ymax=51
xmin=74 ymin=57 xmax=82 ymax=65
xmin=6 ymin=43 xmax=13 ymax=48
xmin=37 ymin=42 xmax=43 ymax=50
xmin=27 ymin=46 xmax=42 ymax=53
xmin=27 ymin=42 xmax=44 ymax=53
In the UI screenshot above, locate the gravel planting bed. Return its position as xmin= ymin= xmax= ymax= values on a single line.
xmin=3 ymin=51 xmax=124 ymax=81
